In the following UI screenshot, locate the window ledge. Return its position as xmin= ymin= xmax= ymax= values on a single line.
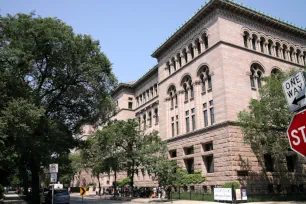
xmin=201 ymin=92 xmax=206 ymax=95
xmin=251 ymin=87 xmax=257 ymax=91
xmin=190 ymin=97 xmax=194 ymax=101
xmin=175 ymin=105 xmax=178 ymax=108
xmin=184 ymin=100 xmax=188 ymax=104
xmin=170 ymin=107 xmax=174 ymax=110
xmin=207 ymin=88 xmax=212 ymax=92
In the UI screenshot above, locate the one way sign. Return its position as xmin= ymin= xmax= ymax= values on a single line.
xmin=282 ymin=71 xmax=306 ymax=112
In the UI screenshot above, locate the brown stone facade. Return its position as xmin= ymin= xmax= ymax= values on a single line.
xmin=74 ymin=0 xmax=306 ymax=193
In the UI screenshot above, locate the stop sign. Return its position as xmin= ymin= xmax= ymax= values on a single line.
xmin=287 ymin=109 xmax=306 ymax=157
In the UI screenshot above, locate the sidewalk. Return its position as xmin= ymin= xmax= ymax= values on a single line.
xmin=3 ymin=191 xmax=27 ymax=204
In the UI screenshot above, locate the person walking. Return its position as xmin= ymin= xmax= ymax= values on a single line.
xmin=157 ymin=187 xmax=161 ymax=199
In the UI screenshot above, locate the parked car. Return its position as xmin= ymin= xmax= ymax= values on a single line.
xmin=45 ymin=189 xmax=70 ymax=204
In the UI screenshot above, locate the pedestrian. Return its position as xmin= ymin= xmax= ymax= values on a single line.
xmin=68 ymin=186 xmax=71 ymax=194
xmin=157 ymin=187 xmax=161 ymax=199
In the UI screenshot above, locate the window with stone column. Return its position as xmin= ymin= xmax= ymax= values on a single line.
xmin=188 ymin=44 xmax=194 ymax=59
xmin=282 ymin=44 xmax=288 ymax=60
xmin=167 ymin=61 xmax=171 ymax=75
xmin=181 ymin=75 xmax=193 ymax=102
xmin=197 ymin=65 xmax=212 ymax=93
xmin=296 ymin=49 xmax=301 ymax=64
xmin=168 ymin=85 xmax=177 ymax=109
xmin=251 ymin=34 xmax=258 ymax=51
xmin=243 ymin=31 xmax=250 ymax=48
xmin=177 ymin=53 xmax=182 ymax=68
xmin=182 ymin=48 xmax=188 ymax=64
xmin=259 ymin=37 xmax=265 ymax=53
xmin=289 ymin=47 xmax=294 ymax=62
xmin=268 ymin=40 xmax=273 ymax=55
xmin=148 ymin=111 xmax=152 ymax=127
xmin=303 ymin=51 xmax=306 ymax=65
xmin=195 ymin=38 xmax=201 ymax=55
xmin=275 ymin=42 xmax=281 ymax=58
xmin=250 ymin=63 xmax=264 ymax=90
xmin=202 ymin=33 xmax=209 ymax=49
xmin=154 ymin=108 xmax=159 ymax=124
xmin=143 ymin=114 xmax=146 ymax=130
xmin=171 ymin=57 xmax=176 ymax=72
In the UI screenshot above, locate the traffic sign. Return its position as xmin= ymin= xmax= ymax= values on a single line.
xmin=80 ymin=187 xmax=86 ymax=196
xmin=50 ymin=173 xmax=57 ymax=183
xmin=49 ymin=164 xmax=58 ymax=173
xmin=282 ymin=71 xmax=306 ymax=112
xmin=287 ymin=109 xmax=306 ymax=157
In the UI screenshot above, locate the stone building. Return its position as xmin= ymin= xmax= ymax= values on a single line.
xmin=76 ymin=0 xmax=306 ymax=194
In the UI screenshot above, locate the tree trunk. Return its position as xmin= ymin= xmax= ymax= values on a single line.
xmin=131 ymin=159 xmax=135 ymax=196
xmin=20 ymin=166 xmax=28 ymax=198
xmin=114 ymin=171 xmax=117 ymax=197
xmin=97 ymin=175 xmax=101 ymax=196
xmin=30 ymin=162 xmax=40 ymax=204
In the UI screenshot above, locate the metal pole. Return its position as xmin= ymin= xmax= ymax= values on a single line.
xmin=82 ymin=195 xmax=83 ymax=204
xmin=51 ymin=185 xmax=54 ymax=204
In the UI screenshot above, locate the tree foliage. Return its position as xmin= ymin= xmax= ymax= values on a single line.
xmin=238 ymin=70 xmax=296 ymax=158
xmin=0 ymin=12 xmax=117 ymax=202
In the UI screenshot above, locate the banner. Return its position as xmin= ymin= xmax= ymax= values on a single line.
xmin=214 ymin=188 xmax=232 ymax=201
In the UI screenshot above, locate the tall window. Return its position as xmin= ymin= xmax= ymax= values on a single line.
xmin=196 ymin=39 xmax=201 ymax=54
xmin=203 ymin=103 xmax=208 ymax=127
xmin=186 ymin=110 xmax=190 ymax=133
xmin=183 ymin=49 xmax=188 ymax=63
xmin=167 ymin=62 xmax=171 ymax=75
xmin=171 ymin=117 xmax=175 ymax=137
xmin=283 ymin=45 xmax=287 ymax=60
xmin=286 ymin=156 xmax=295 ymax=172
xmin=243 ymin=31 xmax=249 ymax=48
xmin=209 ymin=100 xmax=215 ymax=125
xmin=176 ymin=121 xmax=179 ymax=135
xmin=204 ymin=155 xmax=214 ymax=173
xmin=268 ymin=40 xmax=273 ymax=55
xmin=275 ymin=43 xmax=280 ymax=58
xmin=191 ymin=108 xmax=196 ymax=131
xmin=252 ymin=35 xmax=257 ymax=50
xmin=154 ymin=108 xmax=158 ymax=124
xmin=177 ymin=53 xmax=182 ymax=67
xmin=296 ymin=50 xmax=301 ymax=64
xmin=172 ymin=57 xmax=176 ymax=71
xmin=190 ymin=84 xmax=194 ymax=98
xmin=264 ymin=154 xmax=274 ymax=172
xmin=128 ymin=102 xmax=133 ymax=109
xmin=170 ymin=92 xmax=174 ymax=108
xmin=189 ymin=44 xmax=194 ymax=59
xmin=149 ymin=111 xmax=152 ymax=127
xmin=143 ymin=114 xmax=146 ymax=130
xmin=168 ymin=85 xmax=176 ymax=109
xmin=185 ymin=158 xmax=194 ymax=174
xmin=289 ymin=47 xmax=294 ymax=62
xmin=204 ymin=34 xmax=209 ymax=49
xmin=260 ymin=37 xmax=265 ymax=53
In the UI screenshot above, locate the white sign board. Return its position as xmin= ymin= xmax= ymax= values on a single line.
xmin=54 ymin=183 xmax=63 ymax=189
xmin=214 ymin=188 xmax=232 ymax=201
xmin=50 ymin=173 xmax=57 ymax=183
xmin=49 ymin=164 xmax=58 ymax=173
xmin=282 ymin=72 xmax=306 ymax=112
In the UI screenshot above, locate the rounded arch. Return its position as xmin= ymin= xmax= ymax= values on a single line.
xmin=180 ymin=74 xmax=192 ymax=86
xmin=192 ymin=34 xmax=201 ymax=42
xmin=167 ymin=84 xmax=177 ymax=94
xmin=196 ymin=63 xmax=210 ymax=77
xmin=271 ymin=66 xmax=282 ymax=74
xmin=241 ymin=27 xmax=252 ymax=36
xmin=249 ymin=61 xmax=266 ymax=73
xmin=200 ymin=28 xmax=209 ymax=38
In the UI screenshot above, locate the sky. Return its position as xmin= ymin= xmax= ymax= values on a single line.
xmin=1 ymin=0 xmax=306 ymax=83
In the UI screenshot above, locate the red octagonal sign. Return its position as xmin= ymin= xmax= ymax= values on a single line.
xmin=287 ymin=110 xmax=306 ymax=157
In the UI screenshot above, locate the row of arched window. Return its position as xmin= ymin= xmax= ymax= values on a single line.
xmin=137 ymin=108 xmax=159 ymax=130
xmin=136 ymin=84 xmax=158 ymax=108
xmin=166 ymin=32 xmax=209 ymax=76
xmin=243 ymin=29 xmax=306 ymax=66
xmin=167 ymin=65 xmax=212 ymax=108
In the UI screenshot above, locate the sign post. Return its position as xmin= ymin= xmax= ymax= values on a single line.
xmin=49 ymin=164 xmax=58 ymax=204
xmin=80 ymin=187 xmax=86 ymax=204
xmin=283 ymin=72 xmax=306 ymax=159
xmin=282 ymin=71 xmax=306 ymax=112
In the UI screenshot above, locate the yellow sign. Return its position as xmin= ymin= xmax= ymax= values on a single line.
xmin=80 ymin=187 xmax=86 ymax=196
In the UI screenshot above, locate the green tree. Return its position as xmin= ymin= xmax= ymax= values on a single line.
xmin=238 ymin=70 xmax=296 ymax=160
xmin=0 ymin=12 xmax=117 ymax=203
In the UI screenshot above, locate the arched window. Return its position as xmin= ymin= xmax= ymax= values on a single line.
xmin=143 ymin=114 xmax=146 ymax=130
xmin=303 ymin=51 xmax=306 ymax=65
xmin=289 ymin=47 xmax=294 ymax=62
xmin=196 ymin=38 xmax=201 ymax=54
xmin=202 ymin=33 xmax=208 ymax=49
xmin=154 ymin=108 xmax=159 ymax=124
xmin=252 ymin=34 xmax=258 ymax=50
xmin=168 ymin=85 xmax=177 ymax=109
xmin=243 ymin=31 xmax=249 ymax=48
xmin=190 ymin=82 xmax=194 ymax=98
xmin=268 ymin=40 xmax=273 ymax=55
xmin=197 ymin=65 xmax=211 ymax=92
xmin=260 ymin=37 xmax=265 ymax=53
xmin=148 ymin=111 xmax=152 ymax=127
xmin=296 ymin=49 xmax=301 ymax=64
xmin=177 ymin=53 xmax=182 ymax=67
xmin=271 ymin=68 xmax=282 ymax=79
xmin=183 ymin=48 xmax=188 ymax=63
xmin=275 ymin=42 xmax=281 ymax=58
xmin=189 ymin=44 xmax=194 ymax=59
xmin=181 ymin=75 xmax=192 ymax=101
xmin=250 ymin=63 xmax=264 ymax=89
xmin=167 ymin=62 xmax=171 ymax=75
xmin=283 ymin=44 xmax=287 ymax=60
xmin=172 ymin=57 xmax=176 ymax=71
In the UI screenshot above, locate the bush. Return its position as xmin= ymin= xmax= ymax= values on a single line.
xmin=222 ymin=182 xmax=240 ymax=189
xmin=0 ymin=184 xmax=4 ymax=198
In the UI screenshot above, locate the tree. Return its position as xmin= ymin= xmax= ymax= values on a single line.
xmin=238 ymin=70 xmax=296 ymax=159
xmin=0 ymin=12 xmax=117 ymax=203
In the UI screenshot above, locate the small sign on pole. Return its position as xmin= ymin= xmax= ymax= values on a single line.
xmin=282 ymin=71 xmax=306 ymax=112
xmin=50 ymin=173 xmax=57 ymax=183
xmin=49 ymin=164 xmax=58 ymax=173
xmin=80 ymin=187 xmax=86 ymax=196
